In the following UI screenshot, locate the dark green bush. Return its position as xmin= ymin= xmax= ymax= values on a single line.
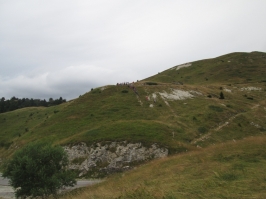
xmin=3 ymin=142 xmax=76 ymax=198
xmin=219 ymin=92 xmax=225 ymax=99
xmin=198 ymin=126 xmax=207 ymax=134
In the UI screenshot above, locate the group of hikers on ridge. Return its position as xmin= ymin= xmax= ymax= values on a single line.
xmin=116 ymin=81 xmax=157 ymax=104
xmin=117 ymin=82 xmax=138 ymax=95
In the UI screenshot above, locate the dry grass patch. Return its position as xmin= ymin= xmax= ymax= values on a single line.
xmin=56 ymin=136 xmax=266 ymax=199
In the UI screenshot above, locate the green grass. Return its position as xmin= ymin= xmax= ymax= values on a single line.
xmin=145 ymin=51 xmax=266 ymax=85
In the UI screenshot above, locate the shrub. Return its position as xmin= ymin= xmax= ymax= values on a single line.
xmin=2 ymin=142 xmax=76 ymax=198
xmin=198 ymin=126 xmax=207 ymax=134
xmin=219 ymin=92 xmax=225 ymax=99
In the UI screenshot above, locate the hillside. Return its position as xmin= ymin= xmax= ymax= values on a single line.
xmin=146 ymin=51 xmax=266 ymax=85
xmin=0 ymin=51 xmax=265 ymax=172
xmin=58 ymin=136 xmax=266 ymax=199
xmin=1 ymin=51 xmax=266 ymax=198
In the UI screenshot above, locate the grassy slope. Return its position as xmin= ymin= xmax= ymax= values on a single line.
xmin=145 ymin=51 xmax=266 ymax=85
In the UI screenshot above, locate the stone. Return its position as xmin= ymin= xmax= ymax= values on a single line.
xmin=64 ymin=141 xmax=168 ymax=176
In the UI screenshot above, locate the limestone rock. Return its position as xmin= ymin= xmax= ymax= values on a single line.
xmin=64 ymin=142 xmax=168 ymax=176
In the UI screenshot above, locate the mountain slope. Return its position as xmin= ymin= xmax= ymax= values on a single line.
xmin=0 ymin=51 xmax=265 ymax=160
xmin=145 ymin=51 xmax=266 ymax=84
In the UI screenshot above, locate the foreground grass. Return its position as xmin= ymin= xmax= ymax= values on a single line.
xmin=58 ymin=136 xmax=266 ymax=199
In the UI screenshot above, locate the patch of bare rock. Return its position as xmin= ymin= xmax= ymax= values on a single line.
xmin=64 ymin=142 xmax=168 ymax=177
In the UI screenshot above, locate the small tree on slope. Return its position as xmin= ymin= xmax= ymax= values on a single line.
xmin=219 ymin=91 xmax=225 ymax=99
xmin=3 ymin=142 xmax=76 ymax=198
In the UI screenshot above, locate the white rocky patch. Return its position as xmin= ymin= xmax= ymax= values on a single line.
xmin=152 ymin=93 xmax=157 ymax=101
xmin=158 ymin=89 xmax=196 ymax=100
xmin=250 ymin=122 xmax=261 ymax=128
xmin=164 ymin=100 xmax=170 ymax=106
xmin=224 ymin=88 xmax=232 ymax=93
xmin=149 ymin=104 xmax=154 ymax=108
xmin=240 ymin=87 xmax=262 ymax=91
xmin=100 ymin=86 xmax=107 ymax=91
xmin=64 ymin=142 xmax=168 ymax=176
xmin=175 ymin=63 xmax=192 ymax=71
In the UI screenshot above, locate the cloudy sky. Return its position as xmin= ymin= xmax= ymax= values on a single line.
xmin=1 ymin=1 xmax=266 ymax=100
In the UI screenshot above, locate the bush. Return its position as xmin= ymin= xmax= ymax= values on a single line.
xmin=219 ymin=92 xmax=225 ymax=99
xmin=3 ymin=142 xmax=76 ymax=198
xmin=121 ymin=90 xmax=128 ymax=93
xmin=198 ymin=126 xmax=207 ymax=134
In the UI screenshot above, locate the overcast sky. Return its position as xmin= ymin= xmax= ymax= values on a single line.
xmin=1 ymin=1 xmax=266 ymax=100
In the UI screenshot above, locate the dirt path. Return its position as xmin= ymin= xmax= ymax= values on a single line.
xmin=0 ymin=174 xmax=102 ymax=199
xmin=0 ymin=175 xmax=14 ymax=199
xmin=192 ymin=104 xmax=260 ymax=144
xmin=191 ymin=113 xmax=240 ymax=144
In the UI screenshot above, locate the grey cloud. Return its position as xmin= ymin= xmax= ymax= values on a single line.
xmin=0 ymin=64 xmax=139 ymax=100
xmin=0 ymin=0 xmax=266 ymax=101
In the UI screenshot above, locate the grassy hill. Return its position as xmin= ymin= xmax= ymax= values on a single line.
xmin=1 ymin=51 xmax=266 ymax=198
xmin=146 ymin=51 xmax=266 ymax=85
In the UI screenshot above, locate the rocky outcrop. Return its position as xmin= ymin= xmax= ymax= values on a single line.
xmin=64 ymin=142 xmax=168 ymax=177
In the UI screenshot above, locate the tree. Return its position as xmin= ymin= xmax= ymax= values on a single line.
xmin=3 ymin=142 xmax=76 ymax=198
xmin=219 ymin=91 xmax=225 ymax=99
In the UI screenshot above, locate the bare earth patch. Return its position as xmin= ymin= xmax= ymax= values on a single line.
xmin=169 ymin=63 xmax=192 ymax=71
xmin=240 ymin=87 xmax=262 ymax=91
xmin=224 ymin=88 xmax=232 ymax=93
xmin=158 ymin=89 xmax=197 ymax=100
